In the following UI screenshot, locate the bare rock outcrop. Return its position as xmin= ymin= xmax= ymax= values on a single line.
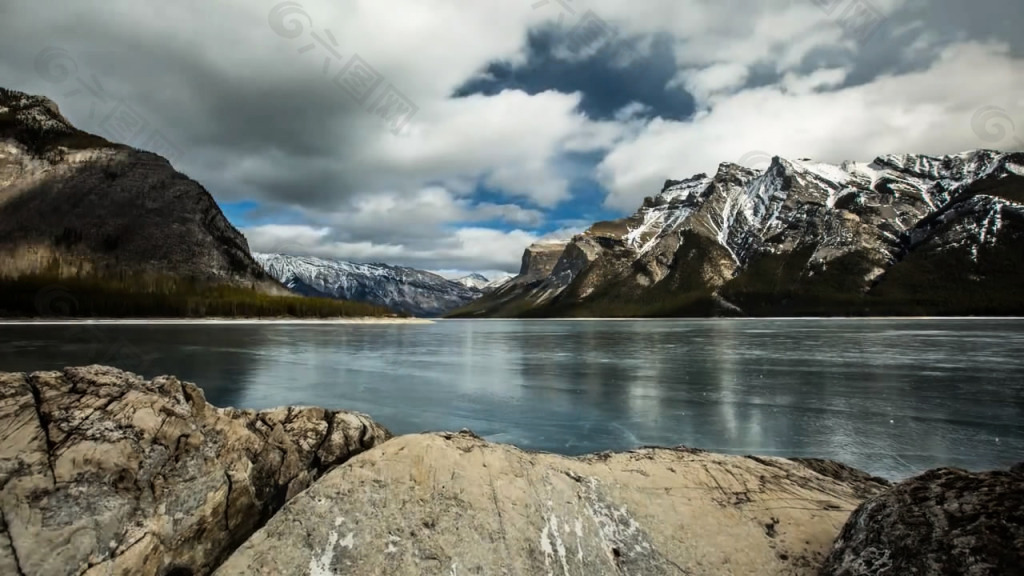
xmin=0 ymin=365 xmax=391 ymax=576
xmin=0 ymin=87 xmax=286 ymax=294
xmin=821 ymin=465 xmax=1024 ymax=576
xmin=518 ymin=240 xmax=570 ymax=284
xmin=216 ymin=431 xmax=890 ymax=576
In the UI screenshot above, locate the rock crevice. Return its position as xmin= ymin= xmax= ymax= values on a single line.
xmin=0 ymin=365 xmax=391 ymax=576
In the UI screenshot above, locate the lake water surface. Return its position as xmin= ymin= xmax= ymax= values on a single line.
xmin=2 ymin=318 xmax=1022 ymax=480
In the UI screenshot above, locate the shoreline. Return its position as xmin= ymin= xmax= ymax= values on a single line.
xmin=5 ymin=316 xmax=1024 ymax=324
xmin=440 ymin=315 xmax=1024 ymax=321
xmin=0 ymin=316 xmax=435 ymax=325
xmin=3 ymin=365 xmax=1019 ymax=576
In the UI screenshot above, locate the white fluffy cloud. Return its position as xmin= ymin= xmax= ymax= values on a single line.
xmin=244 ymin=223 xmax=539 ymax=273
xmin=1 ymin=0 xmax=1021 ymax=272
xmin=357 ymin=89 xmax=612 ymax=207
xmin=598 ymin=41 xmax=1024 ymax=211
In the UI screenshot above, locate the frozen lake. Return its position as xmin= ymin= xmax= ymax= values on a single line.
xmin=2 ymin=318 xmax=1022 ymax=480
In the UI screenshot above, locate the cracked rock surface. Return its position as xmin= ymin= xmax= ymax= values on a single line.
xmin=216 ymin=431 xmax=889 ymax=576
xmin=821 ymin=465 xmax=1024 ymax=576
xmin=0 ymin=365 xmax=391 ymax=576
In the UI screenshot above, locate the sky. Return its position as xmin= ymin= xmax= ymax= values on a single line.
xmin=1 ymin=0 xmax=1022 ymax=278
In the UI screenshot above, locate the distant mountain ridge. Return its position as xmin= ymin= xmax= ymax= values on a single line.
xmin=453 ymin=149 xmax=1024 ymax=317
xmin=455 ymin=272 xmax=513 ymax=291
xmin=455 ymin=273 xmax=490 ymax=290
xmin=254 ymin=253 xmax=491 ymax=316
xmin=0 ymin=87 xmax=281 ymax=291
xmin=0 ymin=86 xmax=392 ymax=318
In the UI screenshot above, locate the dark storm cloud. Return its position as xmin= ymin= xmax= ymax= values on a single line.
xmin=838 ymin=0 xmax=1024 ymax=88
xmin=454 ymin=29 xmax=695 ymax=122
xmin=0 ymin=0 xmax=377 ymax=212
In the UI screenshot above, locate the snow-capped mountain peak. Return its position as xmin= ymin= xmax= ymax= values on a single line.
xmin=455 ymin=273 xmax=491 ymax=290
xmin=459 ymin=148 xmax=1024 ymax=318
xmin=253 ymin=253 xmax=485 ymax=317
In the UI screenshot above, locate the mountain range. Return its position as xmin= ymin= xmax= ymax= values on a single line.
xmin=452 ymin=150 xmax=1024 ymax=317
xmin=254 ymin=253 xmax=505 ymax=316
xmin=455 ymin=272 xmax=512 ymax=291
xmin=3 ymin=85 xmax=1022 ymax=318
xmin=0 ymin=87 xmax=390 ymax=318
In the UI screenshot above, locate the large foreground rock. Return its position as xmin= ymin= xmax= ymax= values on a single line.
xmin=821 ymin=465 xmax=1024 ymax=576
xmin=217 ymin=430 xmax=890 ymax=576
xmin=0 ymin=366 xmax=391 ymax=576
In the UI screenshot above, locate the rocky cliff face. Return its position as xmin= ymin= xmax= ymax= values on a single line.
xmin=518 ymin=239 xmax=569 ymax=282
xmin=0 ymin=366 xmax=390 ymax=576
xmin=254 ymin=253 xmax=483 ymax=317
xmin=449 ymin=239 xmax=571 ymax=317
xmin=0 ymin=87 xmax=283 ymax=293
xmin=457 ymin=150 xmax=1024 ymax=317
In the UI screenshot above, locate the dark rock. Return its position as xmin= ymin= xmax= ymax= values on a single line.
xmin=0 ymin=87 xmax=286 ymax=294
xmin=790 ymin=458 xmax=891 ymax=500
xmin=821 ymin=465 xmax=1024 ymax=576
xmin=661 ymin=179 xmax=684 ymax=191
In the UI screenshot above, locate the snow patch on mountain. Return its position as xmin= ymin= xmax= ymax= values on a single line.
xmin=455 ymin=273 xmax=491 ymax=290
xmin=622 ymin=150 xmax=1022 ymax=268
xmin=254 ymin=253 xmax=485 ymax=317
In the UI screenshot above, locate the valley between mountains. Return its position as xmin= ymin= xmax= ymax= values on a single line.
xmin=2 ymin=86 xmax=1022 ymax=318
